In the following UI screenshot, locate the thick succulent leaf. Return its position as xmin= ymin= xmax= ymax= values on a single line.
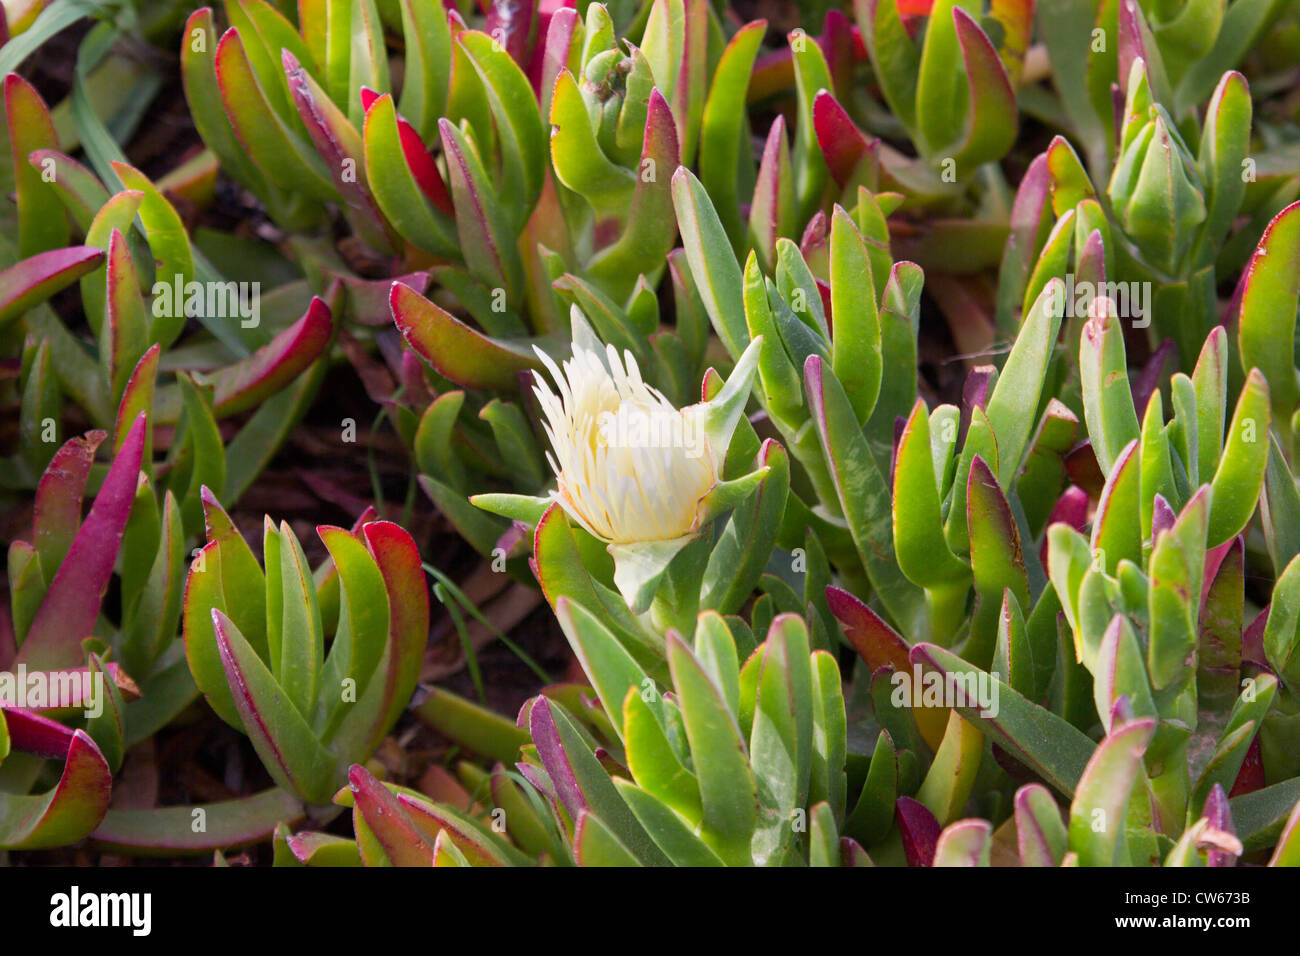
xmin=1232 ymin=777 xmax=1300 ymax=852
xmin=282 ymin=50 xmax=396 ymax=253
xmin=911 ymin=643 xmax=1096 ymax=797
xmin=1068 ymin=717 xmax=1155 ymax=866
xmin=894 ymin=398 xmax=971 ymax=589
xmin=672 ymin=166 xmax=749 ymax=360
xmin=858 ymin=0 xmax=920 ymax=135
xmin=100 ymin=228 xmax=148 ymax=413
xmin=623 ymin=685 xmax=701 ymax=822
xmin=91 ymin=785 xmax=304 ymax=856
xmin=395 ymin=0 xmax=452 ymax=139
xmin=213 ymin=28 xmax=335 ymax=200
xmin=613 ymin=775 xmax=726 ymax=865
xmin=585 ymin=89 xmax=681 ymax=300
xmin=208 ymin=296 xmax=334 ymax=417
xmin=896 ymin=795 xmax=941 ymax=867
xmin=787 ymin=27 xmax=832 ymax=217
xmin=347 ymin=764 xmax=436 ymax=866
xmin=948 ymin=7 xmax=1017 ymax=171
xmin=915 ymin=1 xmax=979 ymax=156
xmin=1262 ymin=435 xmax=1300 ymax=574
xmin=392 ymin=281 xmax=542 ymax=390
xmin=30 ymin=428 xmax=102 ymax=578
xmin=916 ymin=710 xmax=984 ymax=826
xmin=933 ymin=818 xmax=992 ymax=866
xmin=212 ymin=608 xmax=338 ymax=804
xmin=667 ymin=633 xmax=757 ymax=865
xmin=555 ymin=596 xmax=662 ymax=741
xmin=0 ymin=246 xmax=103 ymax=329
xmin=699 ymin=19 xmax=766 ymax=249
xmin=845 ymin=730 xmax=898 ymax=845
xmin=362 ymin=93 xmax=458 ymax=256
xmin=1080 ymin=303 xmax=1140 ymax=477
xmin=1090 ymin=440 xmax=1142 ymax=575
xmin=701 ymin=440 xmax=791 ymax=616
xmin=414 ymin=687 xmax=529 ymax=765
xmin=111 ymin=161 xmax=195 ymax=348
xmin=828 ymin=207 xmax=881 ymax=425
xmin=5 ymin=72 xmax=67 ymax=257
xmin=529 ymin=696 xmax=668 ymax=865
xmin=749 ymin=614 xmax=814 ymax=866
xmin=1207 ymin=369 xmax=1269 ymax=547
xmin=1269 ymin=799 xmax=1300 ymax=866
xmin=1015 ymin=782 xmax=1068 ymax=866
xmin=984 ymin=280 xmax=1064 ymax=484
xmin=825 ymin=587 xmax=945 ymax=751
xmin=573 ymin=808 xmax=642 ymax=866
xmin=1196 ymin=71 xmax=1251 ymax=260
xmin=17 ymin=415 xmax=145 ymax=669
xmin=966 ymin=456 xmax=1030 ymax=666
xmin=806 ymin=355 xmax=926 ymax=635
xmin=0 ymin=723 xmax=111 ymax=850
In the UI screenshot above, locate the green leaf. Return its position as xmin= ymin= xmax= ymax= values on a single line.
xmin=894 ymin=398 xmax=972 ymax=590
xmin=1014 ymin=782 xmax=1067 ymax=866
xmin=912 ymin=643 xmax=1096 ymax=797
xmin=1080 ymin=304 xmax=1140 ymax=477
xmin=1207 ymin=369 xmax=1269 ymax=546
xmin=555 ymin=597 xmax=661 ymax=741
xmin=0 ymin=729 xmax=111 ymax=850
xmin=698 ymin=20 xmax=765 ymax=250
xmin=211 ymin=609 xmax=339 ymax=803
xmin=700 ymin=440 xmax=791 ymax=615
xmin=668 ymin=632 xmax=757 ymax=865
xmin=916 ymin=710 xmax=984 ymax=826
xmin=859 ymin=0 xmax=920 ymax=136
xmin=933 ymin=818 xmax=992 ymax=866
xmin=672 ymin=166 xmax=748 ymax=360
xmin=573 ymin=809 xmax=642 ymax=866
xmin=396 ymin=0 xmax=452 ymax=141
xmin=829 ymin=207 xmax=882 ymax=425
xmin=611 ymin=779 xmax=726 ymax=865
xmin=1262 ymin=434 xmax=1300 ymax=574
xmin=213 ymin=28 xmax=336 ymax=201
xmin=1068 ymin=718 xmax=1156 ymax=866
xmin=806 ymin=356 xmax=926 ymax=635
xmin=984 ymin=280 xmax=1064 ymax=484
xmin=1091 ymin=439 xmax=1142 ymax=574
xmin=948 ymin=7 xmax=1017 ymax=171
xmin=0 ymin=246 xmax=103 ymax=330
xmin=750 ymin=614 xmax=814 ymax=865
xmin=392 ymin=281 xmax=542 ymax=390
xmin=5 ymin=73 xmax=68 ymax=257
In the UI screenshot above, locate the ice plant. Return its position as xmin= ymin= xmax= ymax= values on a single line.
xmin=0 ymin=421 xmax=147 ymax=849
xmin=855 ymin=0 xmax=1030 ymax=184
xmin=1036 ymin=0 xmax=1286 ymax=175
xmin=7 ymin=0 xmax=1300 ymax=873
xmin=175 ymin=501 xmax=428 ymax=806
xmin=84 ymin=498 xmax=430 ymax=856
xmin=0 ymin=74 xmax=337 ymax=514
xmin=531 ymin=338 xmax=717 ymax=546
xmin=477 ymin=315 xmax=766 ymax=617
xmin=284 ymin=607 xmax=853 ymax=866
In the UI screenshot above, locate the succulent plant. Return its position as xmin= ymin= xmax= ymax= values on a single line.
xmin=4 ymin=0 xmax=1300 ymax=875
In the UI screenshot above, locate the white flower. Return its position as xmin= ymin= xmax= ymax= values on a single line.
xmin=529 ymin=320 xmax=764 ymax=613
xmin=532 ymin=342 xmax=716 ymax=544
